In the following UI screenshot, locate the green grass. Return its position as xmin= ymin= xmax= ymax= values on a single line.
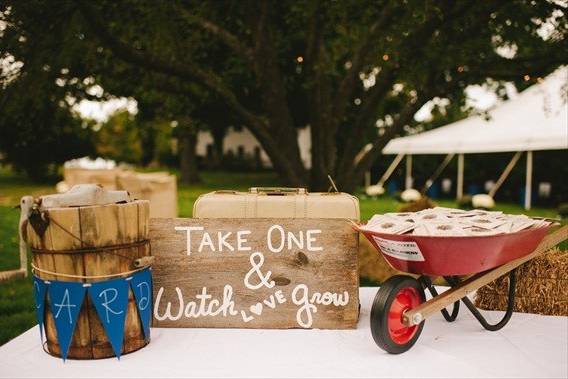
xmin=0 ymin=168 xmax=54 ymax=207
xmin=0 ymin=277 xmax=36 ymax=346
xmin=177 ymin=171 xmax=280 ymax=217
xmin=0 ymin=169 xmax=564 ymax=346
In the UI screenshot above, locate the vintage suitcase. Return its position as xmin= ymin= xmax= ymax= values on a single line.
xmin=193 ymin=187 xmax=360 ymax=220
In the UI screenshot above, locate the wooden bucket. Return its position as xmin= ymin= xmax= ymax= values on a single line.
xmin=27 ymin=200 xmax=151 ymax=359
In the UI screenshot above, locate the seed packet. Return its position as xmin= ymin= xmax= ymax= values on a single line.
xmin=423 ymin=222 xmax=468 ymax=236
xmin=363 ymin=220 xmax=415 ymax=235
xmin=414 ymin=211 xmax=452 ymax=223
xmin=383 ymin=212 xmax=417 ymax=223
xmin=464 ymin=217 xmax=507 ymax=230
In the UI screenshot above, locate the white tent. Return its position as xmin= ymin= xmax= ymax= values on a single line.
xmin=380 ymin=66 xmax=568 ymax=209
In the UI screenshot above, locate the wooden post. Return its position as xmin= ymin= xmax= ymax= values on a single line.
xmin=525 ymin=151 xmax=533 ymax=210
xmin=457 ymin=153 xmax=464 ymax=200
xmin=405 ymin=155 xmax=413 ymax=190
xmin=364 ymin=171 xmax=371 ymax=188
xmin=0 ymin=269 xmax=26 ymax=282
xmin=18 ymin=196 xmax=33 ymax=278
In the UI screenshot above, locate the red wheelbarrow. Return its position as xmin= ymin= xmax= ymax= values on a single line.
xmin=356 ymin=223 xmax=568 ymax=354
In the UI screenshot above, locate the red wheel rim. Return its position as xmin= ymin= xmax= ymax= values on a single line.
xmin=387 ymin=287 xmax=422 ymax=345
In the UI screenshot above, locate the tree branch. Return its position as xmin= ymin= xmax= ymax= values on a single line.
xmin=331 ymin=4 xmax=399 ymax=123
xmin=465 ymin=52 xmax=566 ymax=81
xmin=77 ymin=1 xmax=272 ymax=137
xmin=336 ymin=1 xmax=494 ymax=186
xmin=351 ymin=93 xmax=429 ymax=181
xmin=335 ymin=67 xmax=397 ymax=178
xmin=176 ymin=6 xmax=254 ymax=64
xmin=78 ymin=1 xmax=311 ymax=185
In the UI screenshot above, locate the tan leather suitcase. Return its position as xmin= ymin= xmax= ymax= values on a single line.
xmin=193 ymin=187 xmax=360 ymax=220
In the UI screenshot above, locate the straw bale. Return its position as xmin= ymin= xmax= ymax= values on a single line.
xmin=475 ymin=248 xmax=568 ymax=316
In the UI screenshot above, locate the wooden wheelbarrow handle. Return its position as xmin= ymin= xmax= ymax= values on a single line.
xmin=403 ymin=225 xmax=568 ymax=326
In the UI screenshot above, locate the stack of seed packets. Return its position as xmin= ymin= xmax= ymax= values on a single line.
xmin=362 ymin=207 xmax=551 ymax=236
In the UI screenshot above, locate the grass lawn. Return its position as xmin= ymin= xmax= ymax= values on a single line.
xmin=0 ymin=169 xmax=563 ymax=346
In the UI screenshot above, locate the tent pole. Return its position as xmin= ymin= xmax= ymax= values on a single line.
xmin=364 ymin=171 xmax=371 ymax=188
xmin=405 ymin=155 xmax=413 ymax=190
xmin=525 ymin=151 xmax=533 ymax=210
xmin=488 ymin=151 xmax=523 ymax=198
xmin=421 ymin=153 xmax=455 ymax=195
xmin=457 ymin=153 xmax=464 ymax=200
xmin=377 ymin=153 xmax=405 ymax=187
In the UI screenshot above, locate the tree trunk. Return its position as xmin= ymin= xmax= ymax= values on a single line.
xmin=179 ymin=124 xmax=201 ymax=185
xmin=140 ymin=123 xmax=156 ymax=167
xmin=338 ymin=165 xmax=369 ymax=194
xmin=210 ymin=125 xmax=226 ymax=169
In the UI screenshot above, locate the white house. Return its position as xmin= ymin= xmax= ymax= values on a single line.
xmin=196 ymin=126 xmax=312 ymax=169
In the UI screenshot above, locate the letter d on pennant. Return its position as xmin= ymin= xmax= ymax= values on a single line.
xmin=129 ymin=268 xmax=153 ymax=340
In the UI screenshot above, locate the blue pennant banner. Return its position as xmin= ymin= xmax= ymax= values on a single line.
xmin=32 ymin=268 xmax=153 ymax=361
xmin=32 ymin=276 xmax=47 ymax=343
xmin=88 ymin=278 xmax=130 ymax=359
xmin=47 ymin=281 xmax=86 ymax=361
xmin=129 ymin=268 xmax=152 ymax=341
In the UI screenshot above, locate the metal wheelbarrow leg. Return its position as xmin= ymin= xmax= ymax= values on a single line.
xmin=419 ymin=276 xmax=460 ymax=322
xmin=444 ymin=270 xmax=517 ymax=331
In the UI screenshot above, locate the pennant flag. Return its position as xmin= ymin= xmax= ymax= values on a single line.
xmin=47 ymin=281 xmax=86 ymax=361
xmin=129 ymin=268 xmax=152 ymax=340
xmin=32 ymin=276 xmax=47 ymax=343
xmin=88 ymin=278 xmax=130 ymax=359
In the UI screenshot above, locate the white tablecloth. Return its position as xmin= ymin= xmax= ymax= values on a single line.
xmin=1 ymin=287 xmax=566 ymax=378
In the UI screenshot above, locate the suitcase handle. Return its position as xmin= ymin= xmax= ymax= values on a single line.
xmin=249 ymin=187 xmax=307 ymax=195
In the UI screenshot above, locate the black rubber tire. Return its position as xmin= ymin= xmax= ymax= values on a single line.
xmin=370 ymin=275 xmax=426 ymax=354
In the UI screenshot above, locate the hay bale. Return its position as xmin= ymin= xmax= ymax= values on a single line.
xmin=116 ymin=171 xmax=178 ymax=218
xmin=63 ymin=167 xmax=123 ymax=189
xmin=475 ymin=248 xmax=568 ymax=316
xmin=398 ymin=197 xmax=436 ymax=213
xmin=358 ymin=234 xmax=403 ymax=284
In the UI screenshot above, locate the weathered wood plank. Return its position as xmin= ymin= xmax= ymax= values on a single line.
xmin=0 ymin=269 xmax=26 ymax=282
xmin=150 ymin=218 xmax=359 ymax=329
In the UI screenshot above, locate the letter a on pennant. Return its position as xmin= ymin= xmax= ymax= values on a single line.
xmin=88 ymin=278 xmax=130 ymax=359
xmin=47 ymin=281 xmax=86 ymax=361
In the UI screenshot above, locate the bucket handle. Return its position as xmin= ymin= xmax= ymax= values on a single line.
xmin=249 ymin=187 xmax=307 ymax=195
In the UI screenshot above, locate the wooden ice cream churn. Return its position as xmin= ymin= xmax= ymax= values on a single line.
xmin=23 ymin=184 xmax=153 ymax=359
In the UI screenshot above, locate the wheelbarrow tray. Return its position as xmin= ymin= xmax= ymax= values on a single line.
xmin=359 ymin=226 xmax=551 ymax=276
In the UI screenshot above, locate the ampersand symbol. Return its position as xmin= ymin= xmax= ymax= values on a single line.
xmin=244 ymin=252 xmax=275 ymax=290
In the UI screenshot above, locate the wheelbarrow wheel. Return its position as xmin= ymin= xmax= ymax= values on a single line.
xmin=371 ymin=275 xmax=425 ymax=354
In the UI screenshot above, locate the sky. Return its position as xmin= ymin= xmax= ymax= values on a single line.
xmin=74 ymin=83 xmax=507 ymax=125
xmin=74 ymin=97 xmax=138 ymax=123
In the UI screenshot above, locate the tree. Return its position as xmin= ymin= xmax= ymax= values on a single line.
xmin=0 ymin=67 xmax=94 ymax=180
xmin=2 ymin=1 xmax=566 ymax=190
xmin=94 ymin=110 xmax=143 ymax=164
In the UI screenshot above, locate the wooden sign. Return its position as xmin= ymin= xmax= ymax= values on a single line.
xmin=150 ymin=218 xmax=359 ymax=329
